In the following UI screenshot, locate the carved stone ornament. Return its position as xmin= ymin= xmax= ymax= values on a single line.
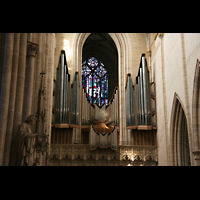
xmin=27 ymin=41 xmax=39 ymax=57
xmin=49 ymin=144 xmax=158 ymax=166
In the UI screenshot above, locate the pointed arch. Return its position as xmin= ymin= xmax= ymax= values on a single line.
xmin=170 ymin=93 xmax=191 ymax=166
xmin=192 ymin=59 xmax=200 ymax=150
xmin=71 ymin=33 xmax=147 ymax=144
xmin=71 ymin=33 xmax=129 ymax=143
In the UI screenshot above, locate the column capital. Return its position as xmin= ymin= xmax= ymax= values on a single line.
xmin=27 ymin=41 xmax=39 ymax=57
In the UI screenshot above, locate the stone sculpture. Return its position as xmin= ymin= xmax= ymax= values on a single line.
xmin=16 ymin=114 xmax=39 ymax=166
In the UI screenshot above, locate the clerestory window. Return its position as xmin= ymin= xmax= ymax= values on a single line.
xmin=82 ymin=57 xmax=108 ymax=106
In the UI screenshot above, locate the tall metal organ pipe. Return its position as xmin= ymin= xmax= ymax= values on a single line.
xmin=55 ymin=50 xmax=70 ymax=124
xmin=70 ymin=72 xmax=79 ymax=126
xmin=136 ymin=54 xmax=151 ymax=127
xmin=126 ymin=54 xmax=153 ymax=129
xmin=126 ymin=75 xmax=136 ymax=128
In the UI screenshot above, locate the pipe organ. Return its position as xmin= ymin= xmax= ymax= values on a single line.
xmin=55 ymin=50 xmax=70 ymax=127
xmin=126 ymin=54 xmax=157 ymax=130
xmin=136 ymin=54 xmax=151 ymax=128
xmin=53 ymin=51 xmax=80 ymax=128
xmin=52 ymin=50 xmax=119 ymax=149
xmin=81 ymin=86 xmax=91 ymax=127
xmin=52 ymin=51 xmax=156 ymax=148
xmin=81 ymin=86 xmax=119 ymax=150
xmin=70 ymin=72 xmax=80 ymax=127
xmin=126 ymin=74 xmax=136 ymax=129
xmin=109 ymin=88 xmax=119 ymax=127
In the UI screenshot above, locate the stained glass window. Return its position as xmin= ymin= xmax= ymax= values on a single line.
xmin=82 ymin=57 xmax=108 ymax=106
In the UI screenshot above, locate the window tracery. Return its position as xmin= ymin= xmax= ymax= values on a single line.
xmin=82 ymin=57 xmax=108 ymax=106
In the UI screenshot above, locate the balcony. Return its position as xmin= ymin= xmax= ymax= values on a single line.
xmin=49 ymin=143 xmax=158 ymax=166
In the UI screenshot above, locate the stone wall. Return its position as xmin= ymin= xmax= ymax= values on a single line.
xmin=151 ymin=33 xmax=200 ymax=166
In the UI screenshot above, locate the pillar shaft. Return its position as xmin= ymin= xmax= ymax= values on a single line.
xmin=0 ymin=33 xmax=14 ymax=165
xmin=23 ymin=41 xmax=39 ymax=121
xmin=3 ymin=33 xmax=20 ymax=165
xmin=42 ymin=33 xmax=50 ymax=166
xmin=47 ymin=33 xmax=55 ymax=156
xmin=10 ymin=33 xmax=27 ymax=166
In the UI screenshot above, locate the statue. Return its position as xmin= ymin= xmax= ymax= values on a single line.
xmin=16 ymin=114 xmax=39 ymax=166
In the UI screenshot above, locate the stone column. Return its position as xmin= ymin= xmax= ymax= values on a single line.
xmin=10 ymin=33 xmax=27 ymax=166
xmin=45 ymin=33 xmax=55 ymax=165
xmin=3 ymin=33 xmax=20 ymax=166
xmin=23 ymin=41 xmax=39 ymax=121
xmin=0 ymin=33 xmax=14 ymax=165
xmin=33 ymin=33 xmax=42 ymax=118
xmin=47 ymin=33 xmax=55 ymax=155
xmin=42 ymin=33 xmax=50 ymax=166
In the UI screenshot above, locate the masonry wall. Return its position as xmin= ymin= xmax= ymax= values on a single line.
xmin=151 ymin=33 xmax=200 ymax=166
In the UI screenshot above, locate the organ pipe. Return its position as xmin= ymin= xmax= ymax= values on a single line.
xmin=126 ymin=74 xmax=136 ymax=129
xmin=126 ymin=54 xmax=157 ymax=130
xmin=70 ymin=72 xmax=80 ymax=127
xmin=55 ymin=50 xmax=70 ymax=126
xmin=83 ymin=87 xmax=119 ymax=150
xmin=81 ymin=86 xmax=91 ymax=127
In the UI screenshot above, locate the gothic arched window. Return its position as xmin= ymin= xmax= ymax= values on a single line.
xmin=82 ymin=57 xmax=108 ymax=106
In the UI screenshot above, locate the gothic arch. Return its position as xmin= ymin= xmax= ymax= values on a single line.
xmin=192 ymin=59 xmax=200 ymax=150
xmin=170 ymin=93 xmax=191 ymax=166
xmin=71 ymin=33 xmax=147 ymax=143
xmin=82 ymin=34 xmax=118 ymax=102
xmin=71 ymin=33 xmax=130 ymax=142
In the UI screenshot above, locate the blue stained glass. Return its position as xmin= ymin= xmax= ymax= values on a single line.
xmin=82 ymin=57 xmax=108 ymax=106
xmin=87 ymin=57 xmax=98 ymax=68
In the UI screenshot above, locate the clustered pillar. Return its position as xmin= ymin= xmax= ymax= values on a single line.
xmin=0 ymin=33 xmax=14 ymax=165
xmin=0 ymin=33 xmax=55 ymax=166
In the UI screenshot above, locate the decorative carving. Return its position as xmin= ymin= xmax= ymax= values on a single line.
xmin=89 ymin=119 xmax=115 ymax=136
xmin=49 ymin=144 xmax=158 ymax=165
xmin=27 ymin=41 xmax=39 ymax=57
xmin=74 ymin=154 xmax=84 ymax=160
xmin=86 ymin=154 xmax=96 ymax=160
